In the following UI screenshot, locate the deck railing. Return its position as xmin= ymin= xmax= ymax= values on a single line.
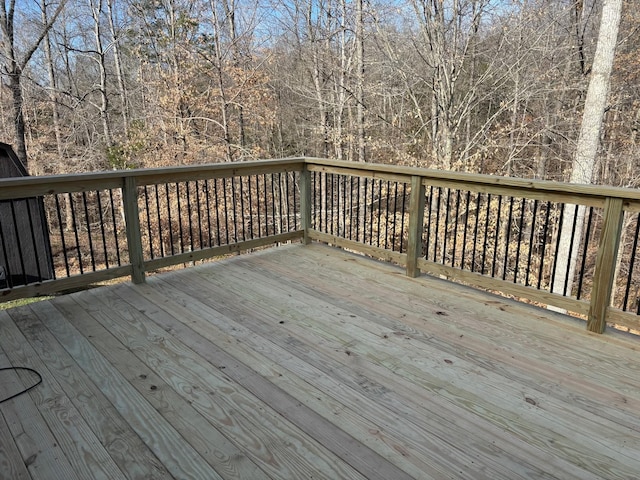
xmin=1 ymin=157 xmax=639 ymax=334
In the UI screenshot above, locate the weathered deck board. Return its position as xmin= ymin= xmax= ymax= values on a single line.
xmin=1 ymin=243 xmax=639 ymax=479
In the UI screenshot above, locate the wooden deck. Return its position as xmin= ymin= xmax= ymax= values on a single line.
xmin=1 ymin=243 xmax=639 ymax=480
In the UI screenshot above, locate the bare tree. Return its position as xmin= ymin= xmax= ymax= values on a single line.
xmin=0 ymin=0 xmax=67 ymax=168
xmin=551 ymin=0 xmax=623 ymax=304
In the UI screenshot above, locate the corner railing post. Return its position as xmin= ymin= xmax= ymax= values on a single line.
xmin=406 ymin=175 xmax=426 ymax=278
xmin=300 ymin=163 xmax=312 ymax=245
xmin=587 ymin=197 xmax=624 ymax=333
xmin=122 ymin=176 xmax=146 ymax=284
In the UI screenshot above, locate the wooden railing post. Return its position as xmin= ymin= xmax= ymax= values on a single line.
xmin=587 ymin=197 xmax=625 ymax=333
xmin=300 ymin=165 xmax=312 ymax=245
xmin=406 ymin=175 xmax=426 ymax=278
xmin=122 ymin=176 xmax=146 ymax=284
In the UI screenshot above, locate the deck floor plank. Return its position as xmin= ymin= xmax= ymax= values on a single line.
xmin=153 ymin=271 xmax=565 ymax=480
xmin=76 ymin=284 xmax=368 ymax=480
xmin=1 ymin=243 xmax=639 ymax=479
xmin=10 ymin=304 xmax=173 ymax=480
xmin=0 ymin=311 xmax=123 ymax=480
xmin=113 ymin=280 xmax=413 ymax=480
xmin=48 ymin=295 xmax=258 ymax=480
xmin=246 ymin=248 xmax=640 ymax=422
xmin=0 ymin=349 xmax=34 ymax=480
xmin=168 ymin=253 xmax=627 ymax=479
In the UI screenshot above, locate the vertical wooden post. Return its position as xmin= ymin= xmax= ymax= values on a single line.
xmin=587 ymin=197 xmax=624 ymax=333
xmin=300 ymin=165 xmax=312 ymax=245
xmin=122 ymin=176 xmax=145 ymax=284
xmin=406 ymin=175 xmax=426 ymax=278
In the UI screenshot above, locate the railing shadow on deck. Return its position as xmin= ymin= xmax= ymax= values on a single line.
xmin=1 ymin=157 xmax=639 ymax=334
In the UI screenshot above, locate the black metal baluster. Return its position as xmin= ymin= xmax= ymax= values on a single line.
xmin=231 ymin=177 xmax=239 ymax=242
xmin=343 ymin=176 xmax=348 ymax=237
xmin=392 ymin=182 xmax=399 ymax=251
xmin=195 ymin=180 xmax=204 ymax=248
xmin=537 ymin=201 xmax=552 ymax=289
xmin=514 ymin=198 xmax=526 ymax=283
xmin=461 ymin=191 xmax=471 ymax=269
xmin=284 ymin=172 xmax=291 ymax=232
xmin=399 ymin=183 xmax=407 ymax=253
xmin=503 ymin=197 xmax=514 ymax=281
xmin=263 ymin=173 xmax=269 ymax=236
xmin=451 ymin=190 xmax=460 ymax=266
xmin=424 ymin=186 xmax=434 ymax=260
xmin=248 ymin=175 xmax=255 ymax=239
xmin=481 ymin=194 xmax=491 ymax=275
xmin=329 ymin=174 xmax=335 ymax=236
xmin=376 ymin=180 xmax=382 ymax=247
xmin=256 ymin=175 xmax=263 ymax=236
xmin=293 ymin=173 xmax=298 ymax=231
xmin=176 ymin=183 xmax=185 ymax=253
xmin=55 ymin=194 xmax=70 ymax=277
xmin=154 ymin=185 xmax=165 ymax=257
xmin=311 ymin=172 xmax=317 ymax=230
xmin=471 ymin=192 xmax=482 ymax=272
xmin=204 ymin=181 xmax=213 ymax=247
xmin=185 ymin=181 xmax=195 ymax=250
xmin=576 ymin=207 xmax=594 ymax=300
xmin=109 ymin=189 xmax=122 ymax=265
xmin=213 ymin=179 xmax=222 ymax=246
xmin=271 ymin=174 xmax=277 ymax=236
xmin=239 ymin=176 xmax=246 ymax=242
xmin=491 ymin=195 xmax=502 ymax=277
xmin=368 ymin=178 xmax=375 ymax=244
xmin=144 ymin=186 xmax=154 ymax=259
xmin=278 ymin=172 xmax=285 ymax=235
xmin=623 ymin=214 xmax=640 ymax=310
xmin=222 ymin=178 xmax=230 ymax=244
xmin=442 ymin=189 xmax=451 ymax=264
xmin=165 ymin=184 xmax=175 ymax=256
xmin=525 ymin=200 xmax=539 ymax=286
xmin=550 ymin=203 xmax=565 ymax=292
xmin=82 ymin=192 xmax=96 ymax=271
xmin=384 ymin=181 xmax=391 ymax=250
xmin=563 ymin=205 xmax=580 ymax=296
xmin=355 ymin=177 xmax=361 ymax=242
xmin=68 ymin=193 xmax=84 ymax=274
xmin=348 ymin=176 xmax=354 ymax=240
xmin=433 ymin=187 xmax=442 ymax=263
xmin=96 ymin=191 xmax=109 ymax=269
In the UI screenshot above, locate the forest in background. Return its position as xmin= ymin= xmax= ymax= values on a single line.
xmin=0 ymin=0 xmax=638 ymax=185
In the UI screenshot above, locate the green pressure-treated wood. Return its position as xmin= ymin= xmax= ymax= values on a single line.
xmin=300 ymin=166 xmax=312 ymax=245
xmin=406 ymin=176 xmax=426 ymax=278
xmin=122 ymin=176 xmax=145 ymax=284
xmin=2 ymin=157 xmax=640 ymax=331
xmin=3 ymin=245 xmax=640 ymax=480
xmin=588 ymin=197 xmax=625 ymax=333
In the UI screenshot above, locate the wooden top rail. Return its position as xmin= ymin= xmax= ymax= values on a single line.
xmin=305 ymin=158 xmax=640 ymax=209
xmin=1 ymin=156 xmax=638 ymax=207
xmin=0 ymin=158 xmax=305 ymax=200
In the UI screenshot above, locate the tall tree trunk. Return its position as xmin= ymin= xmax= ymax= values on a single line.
xmin=222 ymin=0 xmax=246 ymax=150
xmin=209 ymin=0 xmax=233 ymax=161
xmin=356 ymin=0 xmax=365 ymax=162
xmin=0 ymin=0 xmax=67 ymax=169
xmin=550 ymin=0 xmax=623 ymax=304
xmin=89 ymin=0 xmax=112 ymax=147
xmin=106 ymin=0 xmax=129 ymax=138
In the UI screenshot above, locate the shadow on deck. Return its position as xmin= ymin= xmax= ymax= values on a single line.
xmin=1 ymin=243 xmax=639 ymax=479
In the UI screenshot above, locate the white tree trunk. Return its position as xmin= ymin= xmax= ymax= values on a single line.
xmin=550 ymin=0 xmax=622 ymax=307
